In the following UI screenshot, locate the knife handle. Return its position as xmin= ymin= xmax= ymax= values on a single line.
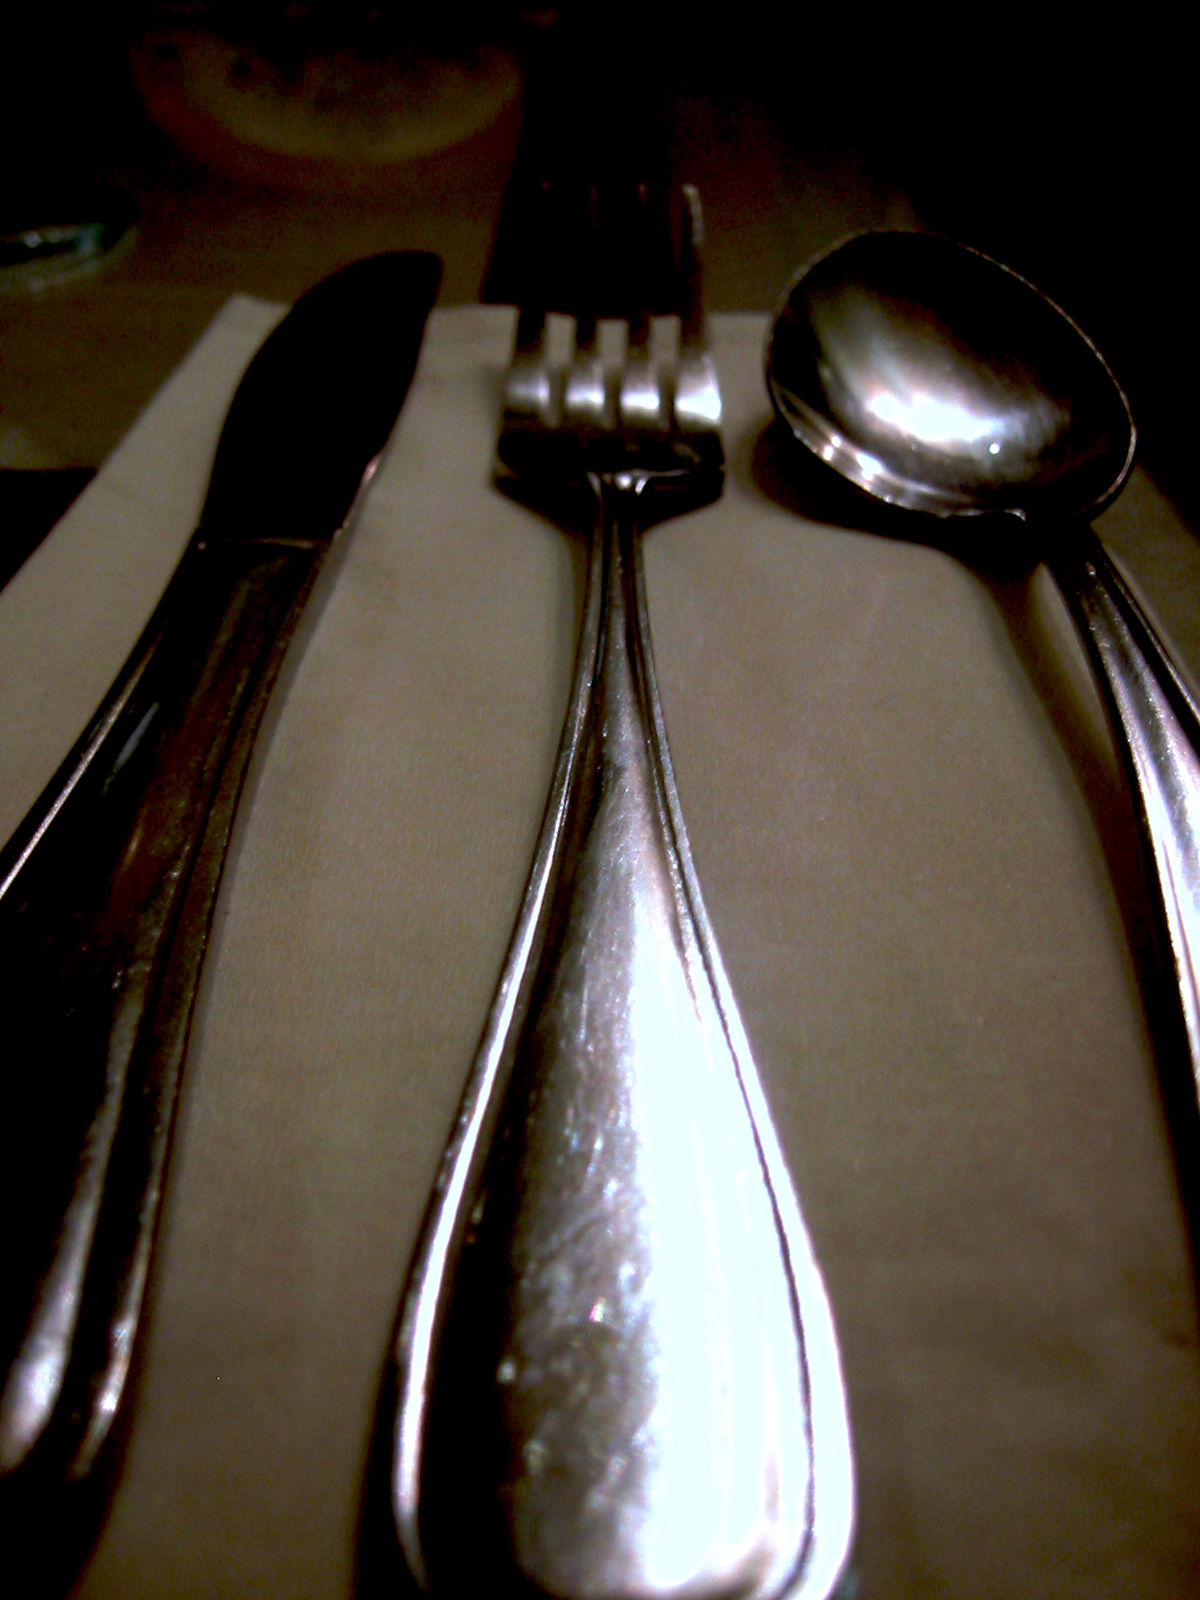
xmin=0 ymin=531 xmax=323 ymax=1487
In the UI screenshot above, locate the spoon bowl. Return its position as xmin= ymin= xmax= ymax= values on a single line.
xmin=767 ymin=231 xmax=1135 ymax=522
xmin=766 ymin=229 xmax=1200 ymax=1180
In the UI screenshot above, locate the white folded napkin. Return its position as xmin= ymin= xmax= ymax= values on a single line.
xmin=5 ymin=300 xmax=1198 ymax=1598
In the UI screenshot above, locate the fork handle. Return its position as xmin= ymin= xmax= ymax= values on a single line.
xmin=393 ymin=476 xmax=854 ymax=1600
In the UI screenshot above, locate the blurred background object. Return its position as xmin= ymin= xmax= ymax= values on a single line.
xmin=129 ymin=5 xmax=522 ymax=194
xmin=2 ymin=6 xmax=1192 ymax=494
xmin=2 ymin=5 xmax=1191 ymax=505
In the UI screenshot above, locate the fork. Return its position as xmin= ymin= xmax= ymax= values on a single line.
xmin=389 ymin=186 xmax=854 ymax=1600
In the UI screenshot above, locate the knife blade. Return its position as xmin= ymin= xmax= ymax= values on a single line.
xmin=0 ymin=250 xmax=441 ymax=1491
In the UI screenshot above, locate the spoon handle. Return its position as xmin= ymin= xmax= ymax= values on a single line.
xmin=1052 ymin=530 xmax=1200 ymax=1121
xmin=391 ymin=481 xmax=854 ymax=1600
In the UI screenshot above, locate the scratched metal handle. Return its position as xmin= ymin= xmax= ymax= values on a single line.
xmin=391 ymin=478 xmax=855 ymax=1600
xmin=0 ymin=249 xmax=440 ymax=1495
xmin=1053 ymin=528 xmax=1200 ymax=1110
xmin=0 ymin=535 xmax=321 ymax=1484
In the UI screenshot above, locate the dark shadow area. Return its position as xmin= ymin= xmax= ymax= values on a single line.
xmin=0 ymin=13 xmax=139 ymax=235
xmin=355 ymin=1359 xmax=416 ymax=1600
xmin=495 ymin=470 xmax=594 ymax=561
xmin=748 ymin=417 xmax=1042 ymax=577
xmin=749 ymin=416 xmax=1200 ymax=1242
xmin=0 ymin=470 xmax=95 ymax=592
xmin=0 ymin=1364 xmax=135 ymax=1600
xmin=6 ymin=7 xmax=1193 ymax=514
xmin=483 ymin=9 xmax=1195 ymax=523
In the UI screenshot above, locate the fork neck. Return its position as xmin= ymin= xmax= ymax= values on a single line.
xmin=586 ymin=472 xmax=659 ymax=764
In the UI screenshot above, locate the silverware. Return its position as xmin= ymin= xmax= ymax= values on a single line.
xmin=0 ymin=251 xmax=441 ymax=1489
xmin=390 ymin=186 xmax=854 ymax=1600
xmin=766 ymin=230 xmax=1200 ymax=1156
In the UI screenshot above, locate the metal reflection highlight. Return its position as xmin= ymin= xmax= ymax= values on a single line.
xmin=392 ymin=500 xmax=852 ymax=1600
xmin=393 ymin=185 xmax=853 ymax=1600
xmin=867 ymin=389 xmax=1002 ymax=447
xmin=448 ymin=527 xmax=809 ymax=1596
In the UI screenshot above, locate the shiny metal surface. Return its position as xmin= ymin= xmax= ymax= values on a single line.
xmin=392 ymin=189 xmax=854 ymax=1600
xmin=766 ymin=230 xmax=1200 ymax=1154
xmin=766 ymin=232 xmax=1134 ymax=520
xmin=0 ymin=252 xmax=440 ymax=1490
xmin=1057 ymin=540 xmax=1200 ymax=1084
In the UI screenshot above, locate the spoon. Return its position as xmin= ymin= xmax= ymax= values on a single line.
xmin=766 ymin=229 xmax=1200 ymax=1136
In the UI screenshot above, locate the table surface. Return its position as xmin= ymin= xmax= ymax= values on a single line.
xmin=3 ymin=19 xmax=1200 ymax=1599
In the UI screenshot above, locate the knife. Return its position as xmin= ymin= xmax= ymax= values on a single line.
xmin=0 ymin=250 xmax=441 ymax=1491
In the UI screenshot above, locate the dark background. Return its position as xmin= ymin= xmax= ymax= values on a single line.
xmin=1 ymin=6 xmax=1194 ymax=514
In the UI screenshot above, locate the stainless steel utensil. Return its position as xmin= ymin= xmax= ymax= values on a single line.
xmin=766 ymin=230 xmax=1200 ymax=1132
xmin=0 ymin=251 xmax=441 ymax=1489
xmin=390 ymin=186 xmax=855 ymax=1600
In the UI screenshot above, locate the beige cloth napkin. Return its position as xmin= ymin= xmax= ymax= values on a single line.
xmin=4 ymin=300 xmax=1200 ymax=1597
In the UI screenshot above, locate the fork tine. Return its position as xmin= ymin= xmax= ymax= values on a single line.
xmin=502 ymin=180 xmax=721 ymax=480
xmin=513 ymin=182 xmax=552 ymax=356
xmin=679 ymin=182 xmax=706 ymax=353
xmin=673 ymin=185 xmax=722 ymax=433
xmin=618 ymin=184 xmax=669 ymax=432
xmin=563 ymin=183 xmax=613 ymax=432
xmin=503 ymin=182 xmax=558 ymax=427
